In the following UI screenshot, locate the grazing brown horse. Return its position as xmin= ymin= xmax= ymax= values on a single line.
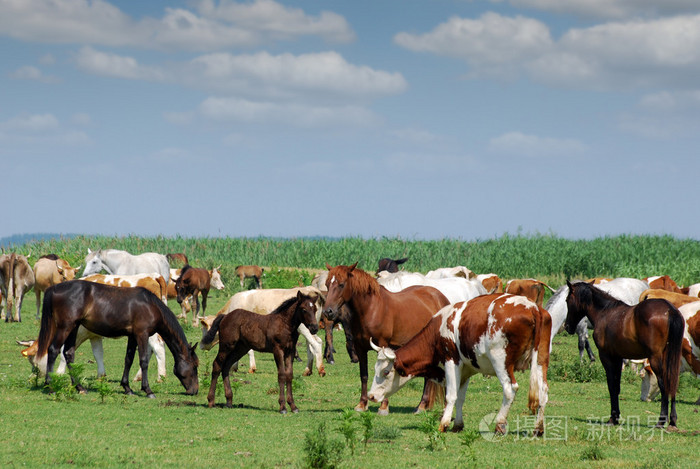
xmin=234 ymin=265 xmax=263 ymax=289
xmin=323 ymin=263 xmax=450 ymax=414
xmin=37 ymin=280 xmax=199 ymax=398
xmin=565 ymin=281 xmax=684 ymax=429
xmin=201 ymin=291 xmax=319 ymax=413
xmin=175 ymin=264 xmax=224 ymax=326
xmin=166 ymin=253 xmax=189 ymax=267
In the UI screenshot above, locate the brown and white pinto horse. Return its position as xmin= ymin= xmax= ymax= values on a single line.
xmin=322 ymin=263 xmax=450 ymax=414
xmin=565 ymin=281 xmax=684 ymax=429
xmin=175 ymin=265 xmax=225 ymax=326
xmin=37 ymin=280 xmax=199 ymax=398
xmin=369 ymin=293 xmax=551 ymax=435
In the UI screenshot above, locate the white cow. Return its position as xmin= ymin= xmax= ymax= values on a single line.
xmin=377 ymin=271 xmax=486 ymax=304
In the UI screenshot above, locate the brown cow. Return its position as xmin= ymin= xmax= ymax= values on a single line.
xmin=644 ymin=275 xmax=682 ymax=293
xmin=234 ymin=265 xmax=263 ymax=289
xmin=477 ymin=273 xmax=503 ymax=294
xmin=81 ymin=273 xmax=168 ymax=303
xmin=505 ymin=278 xmax=554 ymax=307
xmin=0 ymin=253 xmax=35 ymax=322
xmin=33 ymin=257 xmax=80 ymax=319
xmin=368 ymin=293 xmax=551 ymax=435
xmin=175 ymin=265 xmax=225 ymax=326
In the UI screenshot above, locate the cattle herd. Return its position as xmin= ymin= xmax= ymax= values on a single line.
xmin=1 ymin=249 xmax=699 ymax=436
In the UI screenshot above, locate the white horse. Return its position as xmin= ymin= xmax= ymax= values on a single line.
xmin=377 ymin=271 xmax=486 ymax=304
xmin=546 ymin=278 xmax=650 ymax=361
xmin=201 ymin=286 xmax=326 ymax=377
xmin=82 ymin=249 xmax=170 ymax=284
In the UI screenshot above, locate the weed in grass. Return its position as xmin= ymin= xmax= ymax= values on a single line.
xmin=292 ymin=376 xmax=306 ymax=395
xmin=372 ymin=424 xmax=401 ymax=441
xmin=94 ymin=376 xmax=113 ymax=404
xmin=418 ymin=411 xmax=446 ymax=452
xmin=302 ymin=422 xmax=344 ymax=469
xmin=580 ymin=441 xmax=605 ymax=461
xmin=337 ymin=409 xmax=358 ymax=455
xmin=46 ymin=372 xmax=77 ymax=401
xmin=459 ymin=428 xmax=480 ymax=463
xmin=549 ymin=356 xmax=606 ymax=383
xmin=359 ymin=411 xmax=375 ymax=451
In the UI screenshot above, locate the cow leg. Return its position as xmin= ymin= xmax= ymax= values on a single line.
xmin=439 ymin=360 xmax=461 ymax=432
xmin=452 ymin=375 xmax=473 ymax=433
xmin=415 ymin=379 xmax=434 ymax=414
xmin=89 ymin=337 xmax=106 ymax=377
xmin=248 ymin=349 xmax=256 ymax=373
xmin=298 ymin=324 xmax=324 ymax=377
xmin=120 ymin=336 xmax=138 ymax=395
xmin=62 ymin=327 xmax=87 ymax=394
xmin=493 ymin=360 xmax=519 ymax=435
xmin=192 ymin=291 xmax=201 ymax=327
xmin=133 ymin=334 xmax=167 ymax=384
xmin=600 ymin=353 xmax=623 ymax=425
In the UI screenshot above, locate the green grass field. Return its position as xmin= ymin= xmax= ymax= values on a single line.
xmin=1 ymin=235 xmax=700 ymax=467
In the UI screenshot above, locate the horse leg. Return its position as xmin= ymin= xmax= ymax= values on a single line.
xmin=356 ymin=348 xmax=369 ymax=412
xmin=45 ymin=326 xmax=74 ymax=386
xmin=600 ymin=353 xmax=623 ymax=425
xmin=208 ymin=346 xmax=227 ymax=407
xmin=89 ymin=337 xmax=106 ymax=377
xmin=323 ymin=319 xmax=335 ymax=364
xmin=273 ymin=348 xmax=293 ymax=414
xmin=192 ymin=290 xmax=201 ymax=327
xmin=63 ymin=328 xmax=87 ymax=394
xmin=341 ymin=314 xmax=359 ymax=363
xmin=649 ymin=356 xmax=675 ymax=428
xmin=284 ymin=352 xmax=298 ymax=413
xmin=120 ymin=336 xmax=138 ymax=395
xmin=247 ymin=349 xmax=256 ymax=373
xmin=222 ymin=345 xmax=248 ymax=408
xmin=35 ymin=289 xmax=41 ymax=320
xmin=136 ymin=335 xmax=155 ymax=397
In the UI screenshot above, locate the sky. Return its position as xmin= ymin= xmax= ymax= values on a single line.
xmin=2 ymin=0 xmax=700 ymax=241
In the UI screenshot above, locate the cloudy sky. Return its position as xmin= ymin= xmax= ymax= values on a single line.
xmin=2 ymin=0 xmax=699 ymax=241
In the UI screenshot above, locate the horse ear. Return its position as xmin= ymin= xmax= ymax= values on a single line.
xmin=325 ymin=263 xmax=333 ymax=271
xmin=296 ymin=290 xmax=303 ymax=300
xmin=87 ymin=248 xmax=92 ymax=254
xmin=566 ymin=280 xmax=573 ymax=289
xmin=349 ymin=262 xmax=358 ymax=272
xmin=190 ymin=342 xmax=198 ymax=352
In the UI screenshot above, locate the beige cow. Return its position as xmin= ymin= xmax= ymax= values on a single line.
xmin=33 ymin=257 xmax=80 ymax=319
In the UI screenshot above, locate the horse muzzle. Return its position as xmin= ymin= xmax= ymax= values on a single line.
xmin=323 ymin=307 xmax=339 ymax=322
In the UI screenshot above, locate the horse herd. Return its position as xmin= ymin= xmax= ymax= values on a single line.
xmin=2 ymin=249 xmax=700 ymax=436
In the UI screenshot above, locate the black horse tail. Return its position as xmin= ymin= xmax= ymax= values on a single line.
xmin=200 ymin=314 xmax=226 ymax=350
xmin=36 ymin=285 xmax=57 ymax=359
xmin=662 ymin=306 xmax=684 ymax=399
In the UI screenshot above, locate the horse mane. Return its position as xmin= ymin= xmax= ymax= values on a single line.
xmin=575 ymin=282 xmax=628 ymax=311
xmin=179 ymin=264 xmax=193 ymax=276
xmin=154 ymin=297 xmax=190 ymax=348
xmin=348 ymin=267 xmax=380 ymax=296
xmin=270 ymin=295 xmax=302 ymax=315
xmin=545 ymin=284 xmax=568 ymax=310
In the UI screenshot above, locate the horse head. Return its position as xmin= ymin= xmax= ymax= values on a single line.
xmin=323 ymin=262 xmax=358 ymax=321
xmin=564 ymin=280 xmax=593 ymax=334
xmin=296 ymin=290 xmax=319 ymax=334
xmin=83 ymin=249 xmax=109 ymax=276
xmin=174 ymin=342 xmax=199 ymax=395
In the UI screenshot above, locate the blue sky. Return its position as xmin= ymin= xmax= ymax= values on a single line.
xmin=2 ymin=0 xmax=699 ymax=241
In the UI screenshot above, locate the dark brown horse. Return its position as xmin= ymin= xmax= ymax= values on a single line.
xmin=175 ymin=264 xmax=225 ymax=326
xmin=201 ymin=291 xmax=319 ymax=413
xmin=565 ymin=281 xmax=684 ymax=429
xmin=37 ymin=280 xmax=199 ymax=398
xmin=376 ymin=257 xmax=408 ymax=274
xmin=323 ymin=263 xmax=450 ymax=414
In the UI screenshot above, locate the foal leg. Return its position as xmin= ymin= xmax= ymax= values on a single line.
xmin=274 ymin=348 xmax=293 ymax=414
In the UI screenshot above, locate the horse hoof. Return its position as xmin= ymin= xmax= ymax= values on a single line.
xmin=377 ymin=408 xmax=389 ymax=416
xmin=302 ymin=369 xmax=312 ymax=377
xmin=495 ymin=423 xmax=507 ymax=435
xmin=354 ymin=404 xmax=368 ymax=413
xmin=280 ymin=409 xmax=287 ymax=415
xmin=147 ymin=393 xmax=156 ymax=399
xmin=292 ymin=408 xmax=299 ymax=414
xmin=450 ymin=424 xmax=464 ymax=433
xmin=319 ymin=367 xmax=326 ymax=377
xmin=666 ymin=425 xmax=679 ymax=432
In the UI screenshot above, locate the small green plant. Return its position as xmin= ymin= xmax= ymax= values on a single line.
xmin=337 ymin=409 xmax=358 ymax=455
xmin=46 ymin=373 xmax=76 ymax=401
xmin=459 ymin=428 xmax=480 ymax=463
xmin=418 ymin=411 xmax=446 ymax=452
xmin=302 ymin=422 xmax=344 ymax=469
xmin=580 ymin=441 xmax=605 ymax=461
xmin=372 ymin=424 xmax=401 ymax=441
xmin=359 ymin=411 xmax=375 ymax=451
xmin=94 ymin=376 xmax=112 ymax=404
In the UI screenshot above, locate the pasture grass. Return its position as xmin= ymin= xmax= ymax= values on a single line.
xmin=1 ymin=235 xmax=700 ymax=467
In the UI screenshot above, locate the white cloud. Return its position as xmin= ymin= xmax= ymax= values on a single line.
xmin=186 ymin=51 xmax=407 ymax=99
xmin=397 ymin=12 xmax=700 ymax=90
xmin=9 ymin=65 xmax=58 ymax=83
xmin=0 ymin=113 xmax=91 ymax=145
xmin=71 ymin=113 xmax=92 ymax=126
xmin=502 ymin=0 xmax=700 ymax=20
xmin=74 ymin=46 xmax=165 ymax=80
xmin=489 ymin=131 xmax=586 ymax=157
xmin=394 ymin=13 xmax=553 ymax=77
xmin=198 ymin=96 xmax=382 ymax=128
xmin=0 ymin=113 xmax=59 ymax=132
xmin=0 ymin=0 xmax=354 ymax=51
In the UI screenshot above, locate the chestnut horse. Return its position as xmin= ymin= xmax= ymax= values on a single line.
xmin=565 ymin=281 xmax=684 ymax=429
xmin=201 ymin=291 xmax=319 ymax=413
xmin=175 ymin=264 xmax=225 ymax=326
xmin=323 ymin=263 xmax=450 ymax=414
xmin=37 ymin=280 xmax=199 ymax=398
